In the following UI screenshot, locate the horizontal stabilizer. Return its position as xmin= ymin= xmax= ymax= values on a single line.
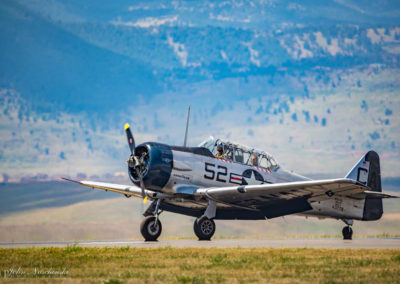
xmin=363 ymin=191 xmax=399 ymax=199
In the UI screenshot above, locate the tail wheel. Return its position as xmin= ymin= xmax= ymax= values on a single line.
xmin=194 ymin=216 xmax=215 ymax=241
xmin=140 ymin=216 xmax=162 ymax=241
xmin=342 ymin=226 xmax=353 ymax=240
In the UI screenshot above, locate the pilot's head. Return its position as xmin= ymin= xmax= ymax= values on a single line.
xmin=251 ymin=153 xmax=258 ymax=165
xmin=217 ymin=143 xmax=223 ymax=153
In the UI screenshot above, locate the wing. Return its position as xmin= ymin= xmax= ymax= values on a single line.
xmin=194 ymin=178 xmax=392 ymax=218
xmin=195 ymin=178 xmax=399 ymax=218
xmin=61 ymin=178 xmax=168 ymax=199
xmin=196 ymin=178 xmax=369 ymax=203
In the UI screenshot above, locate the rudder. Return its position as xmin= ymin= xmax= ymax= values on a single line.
xmin=345 ymin=151 xmax=382 ymax=220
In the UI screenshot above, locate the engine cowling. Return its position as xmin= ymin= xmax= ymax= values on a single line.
xmin=128 ymin=142 xmax=173 ymax=192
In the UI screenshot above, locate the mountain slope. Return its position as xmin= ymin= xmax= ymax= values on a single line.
xmin=0 ymin=0 xmax=161 ymax=114
xmin=0 ymin=0 xmax=399 ymax=180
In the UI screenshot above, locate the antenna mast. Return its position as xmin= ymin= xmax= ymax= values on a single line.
xmin=183 ymin=105 xmax=191 ymax=147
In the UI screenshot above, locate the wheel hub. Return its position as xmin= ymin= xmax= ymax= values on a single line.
xmin=200 ymin=220 xmax=214 ymax=235
xmin=147 ymin=221 xmax=160 ymax=236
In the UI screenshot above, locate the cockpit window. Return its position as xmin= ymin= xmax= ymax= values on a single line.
xmin=270 ymin=157 xmax=278 ymax=168
xmin=234 ymin=148 xmax=255 ymax=166
xmin=212 ymin=139 xmax=233 ymax=161
xmin=259 ymin=155 xmax=272 ymax=169
xmin=199 ymin=137 xmax=216 ymax=153
xmin=234 ymin=148 xmax=243 ymax=163
xmin=243 ymin=151 xmax=251 ymax=165
xmin=224 ymin=145 xmax=233 ymax=161
xmin=211 ymin=144 xmax=218 ymax=156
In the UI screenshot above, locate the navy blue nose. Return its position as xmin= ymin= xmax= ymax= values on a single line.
xmin=128 ymin=142 xmax=173 ymax=192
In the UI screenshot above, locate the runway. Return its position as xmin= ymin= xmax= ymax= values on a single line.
xmin=1 ymin=238 xmax=400 ymax=249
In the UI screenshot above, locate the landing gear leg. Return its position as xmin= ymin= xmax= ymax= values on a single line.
xmin=193 ymin=200 xmax=217 ymax=241
xmin=342 ymin=219 xmax=353 ymax=240
xmin=140 ymin=199 xmax=162 ymax=241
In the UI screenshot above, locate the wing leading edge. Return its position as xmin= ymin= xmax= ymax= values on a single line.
xmin=61 ymin=178 xmax=169 ymax=199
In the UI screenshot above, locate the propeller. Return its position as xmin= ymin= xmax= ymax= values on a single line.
xmin=125 ymin=123 xmax=147 ymax=203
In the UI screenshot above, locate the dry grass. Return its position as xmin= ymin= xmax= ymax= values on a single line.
xmin=0 ymin=247 xmax=400 ymax=283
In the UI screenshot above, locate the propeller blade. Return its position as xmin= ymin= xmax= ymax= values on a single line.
xmin=136 ymin=168 xmax=146 ymax=199
xmin=124 ymin=123 xmax=135 ymax=155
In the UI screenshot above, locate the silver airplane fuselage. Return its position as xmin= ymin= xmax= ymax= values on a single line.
xmin=129 ymin=143 xmax=366 ymax=221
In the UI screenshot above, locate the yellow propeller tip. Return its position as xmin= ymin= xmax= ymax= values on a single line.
xmin=124 ymin=123 xmax=130 ymax=130
xmin=143 ymin=196 xmax=148 ymax=204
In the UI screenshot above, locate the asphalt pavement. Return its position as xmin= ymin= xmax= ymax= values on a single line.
xmin=1 ymin=238 xmax=400 ymax=249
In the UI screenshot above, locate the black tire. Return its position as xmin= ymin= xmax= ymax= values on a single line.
xmin=140 ymin=216 xmax=162 ymax=241
xmin=342 ymin=226 xmax=353 ymax=240
xmin=194 ymin=216 xmax=215 ymax=241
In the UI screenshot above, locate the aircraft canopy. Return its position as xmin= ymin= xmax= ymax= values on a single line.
xmin=198 ymin=136 xmax=279 ymax=170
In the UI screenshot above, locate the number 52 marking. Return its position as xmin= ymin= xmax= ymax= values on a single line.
xmin=204 ymin=162 xmax=227 ymax=183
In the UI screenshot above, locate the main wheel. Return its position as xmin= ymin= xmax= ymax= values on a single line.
xmin=140 ymin=216 xmax=162 ymax=241
xmin=342 ymin=226 xmax=353 ymax=240
xmin=194 ymin=216 xmax=215 ymax=241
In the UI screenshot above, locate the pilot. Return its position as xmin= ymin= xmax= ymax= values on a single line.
xmin=251 ymin=153 xmax=258 ymax=166
xmin=215 ymin=143 xmax=225 ymax=159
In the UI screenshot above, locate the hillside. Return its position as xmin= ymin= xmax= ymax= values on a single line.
xmin=0 ymin=1 xmax=399 ymax=185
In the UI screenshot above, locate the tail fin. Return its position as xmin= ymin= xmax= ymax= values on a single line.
xmin=345 ymin=151 xmax=382 ymax=220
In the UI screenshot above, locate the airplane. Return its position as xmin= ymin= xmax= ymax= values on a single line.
xmin=63 ymin=107 xmax=398 ymax=241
